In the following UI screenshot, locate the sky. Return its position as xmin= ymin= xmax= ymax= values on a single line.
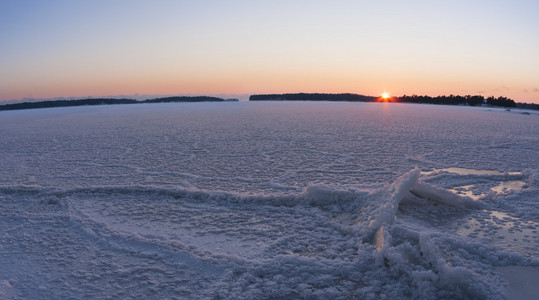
xmin=1 ymin=0 xmax=538 ymax=103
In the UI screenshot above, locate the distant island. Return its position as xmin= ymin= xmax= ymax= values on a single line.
xmin=250 ymin=93 xmax=539 ymax=110
xmin=250 ymin=93 xmax=376 ymax=102
xmin=0 ymin=96 xmax=227 ymax=111
xmin=142 ymin=96 xmax=228 ymax=103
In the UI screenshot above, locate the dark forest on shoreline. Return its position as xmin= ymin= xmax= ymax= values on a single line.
xmin=250 ymin=93 xmax=538 ymax=110
xmin=0 ymin=96 xmax=229 ymax=111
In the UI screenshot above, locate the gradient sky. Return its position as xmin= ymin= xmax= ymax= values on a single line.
xmin=1 ymin=0 xmax=538 ymax=103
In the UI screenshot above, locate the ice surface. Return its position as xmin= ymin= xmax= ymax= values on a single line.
xmin=496 ymin=265 xmax=539 ymax=300
xmin=0 ymin=102 xmax=537 ymax=299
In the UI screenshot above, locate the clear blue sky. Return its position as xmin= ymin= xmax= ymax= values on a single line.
xmin=1 ymin=0 xmax=538 ymax=103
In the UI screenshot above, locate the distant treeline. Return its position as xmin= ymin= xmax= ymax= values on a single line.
xmin=515 ymin=102 xmax=539 ymax=110
xmin=0 ymin=96 xmax=226 ymax=111
xmin=395 ymin=95 xmax=516 ymax=108
xmin=250 ymin=93 xmax=539 ymax=110
xmin=143 ymin=96 xmax=226 ymax=103
xmin=2 ymin=93 xmax=538 ymax=112
xmin=249 ymin=93 xmax=377 ymax=102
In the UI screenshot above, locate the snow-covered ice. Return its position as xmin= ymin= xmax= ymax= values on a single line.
xmin=0 ymin=102 xmax=537 ymax=299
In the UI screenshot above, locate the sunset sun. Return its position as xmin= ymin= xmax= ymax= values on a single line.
xmin=382 ymin=92 xmax=390 ymax=99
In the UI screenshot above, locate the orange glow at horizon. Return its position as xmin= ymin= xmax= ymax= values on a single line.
xmin=376 ymin=92 xmax=395 ymax=102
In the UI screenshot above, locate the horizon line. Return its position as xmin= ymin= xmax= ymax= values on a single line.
xmin=2 ymin=92 xmax=539 ymax=106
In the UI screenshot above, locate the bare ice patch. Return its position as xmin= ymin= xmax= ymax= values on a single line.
xmin=496 ymin=265 xmax=539 ymax=300
xmin=423 ymin=167 xmax=527 ymax=200
xmin=423 ymin=167 xmax=520 ymax=176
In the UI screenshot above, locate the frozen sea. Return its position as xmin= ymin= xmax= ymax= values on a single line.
xmin=0 ymin=101 xmax=538 ymax=299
